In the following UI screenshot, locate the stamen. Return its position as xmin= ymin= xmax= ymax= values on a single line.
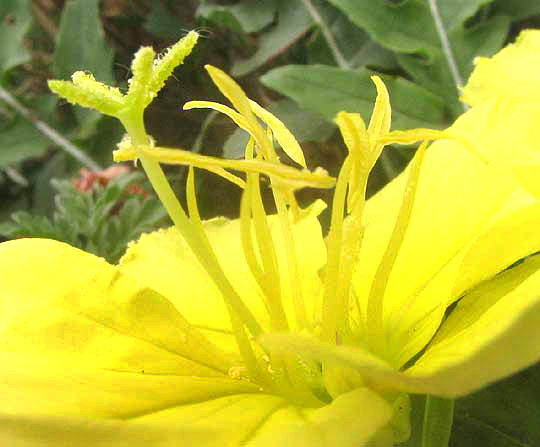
xmin=186 ymin=166 xmax=202 ymax=224
xmin=366 ymin=141 xmax=429 ymax=357
xmin=239 ymin=181 xmax=270 ymax=305
xmin=376 ymin=129 xmax=450 ymax=146
xmin=113 ymin=144 xmax=335 ymax=190
xmin=184 ymin=101 xmax=250 ymax=134
xmin=263 ymin=129 xmax=308 ymax=330
xmin=122 ymin=127 xmax=265 ymax=340
xmin=367 ymin=76 xmax=392 ymax=136
xmin=321 ymin=156 xmax=352 ymax=342
xmin=248 ymin=175 xmax=289 ymax=330
xmin=335 ymin=112 xmax=370 ymax=213
xmin=240 ymin=172 xmax=289 ymax=331
xmin=248 ymin=99 xmax=307 ymax=168
xmin=187 ymin=166 xmax=269 ymax=385
xmin=204 ymin=65 xmax=269 ymax=158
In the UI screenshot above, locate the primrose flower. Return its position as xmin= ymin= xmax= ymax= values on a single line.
xmin=2 ymin=30 xmax=540 ymax=446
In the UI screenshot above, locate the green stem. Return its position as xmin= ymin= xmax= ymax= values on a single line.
xmin=421 ymin=396 xmax=454 ymax=447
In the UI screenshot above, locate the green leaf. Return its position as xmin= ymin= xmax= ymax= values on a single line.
xmin=1 ymin=211 xmax=67 ymax=243
xmin=0 ymin=115 xmax=50 ymax=168
xmin=52 ymin=0 xmax=115 ymax=139
xmin=197 ymin=0 xmax=277 ymax=34
xmin=326 ymin=0 xmax=506 ymax=119
xmin=2 ymin=171 xmax=168 ymax=263
xmin=493 ymin=0 xmax=540 ymax=20
xmin=52 ymin=0 xmax=114 ymax=83
xmin=451 ymin=364 xmax=540 ymax=446
xmin=261 ymin=64 xmax=447 ymax=130
xmin=326 ymin=0 xmax=496 ymax=53
xmin=437 ymin=0 xmax=495 ymax=32
xmin=304 ymin=1 xmax=397 ymax=70
xmin=232 ymin=0 xmax=314 ymax=76
xmin=326 ymin=0 xmax=439 ymax=54
xmin=223 ymin=99 xmax=335 ymax=159
xmin=0 ymin=0 xmax=32 ymax=75
xmin=144 ymin=3 xmax=187 ymax=39
xmin=397 ymin=14 xmax=510 ymax=116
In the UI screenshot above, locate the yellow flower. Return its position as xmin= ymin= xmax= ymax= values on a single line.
xmin=2 ymin=30 xmax=540 ymax=446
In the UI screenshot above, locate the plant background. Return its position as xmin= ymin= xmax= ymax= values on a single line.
xmin=0 ymin=0 xmax=539 ymax=445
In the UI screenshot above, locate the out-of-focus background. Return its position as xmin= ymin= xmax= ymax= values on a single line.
xmin=0 ymin=2 xmax=539 ymax=443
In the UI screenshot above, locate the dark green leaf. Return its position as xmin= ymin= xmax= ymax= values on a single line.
xmin=261 ymin=64 xmax=447 ymax=130
xmin=304 ymin=1 xmax=397 ymax=70
xmin=232 ymin=0 xmax=314 ymax=76
xmin=2 ymin=171 xmax=167 ymax=262
xmin=453 ymin=14 xmax=510 ymax=80
xmin=52 ymin=0 xmax=114 ymax=83
xmin=450 ymin=364 xmax=540 ymax=446
xmin=53 ymin=0 xmax=115 ymax=139
xmin=437 ymin=0 xmax=495 ymax=31
xmin=397 ymin=14 xmax=509 ymax=117
xmin=326 ymin=0 xmax=440 ymax=54
xmin=0 ymin=0 xmax=32 ymax=75
xmin=326 ymin=0 xmax=507 ymax=119
xmin=197 ymin=0 xmax=277 ymax=34
xmin=0 ymin=115 xmax=50 ymax=168
xmin=326 ymin=0 xmax=497 ymax=53
xmin=144 ymin=3 xmax=188 ymax=39
xmin=493 ymin=0 xmax=540 ymax=20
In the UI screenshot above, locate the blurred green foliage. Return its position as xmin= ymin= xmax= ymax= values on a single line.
xmin=0 ymin=170 xmax=167 ymax=263
xmin=0 ymin=1 xmax=539 ymax=445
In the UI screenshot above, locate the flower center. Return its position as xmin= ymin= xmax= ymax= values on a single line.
xmin=48 ymin=32 xmax=458 ymax=406
xmin=113 ymin=68 xmax=459 ymax=406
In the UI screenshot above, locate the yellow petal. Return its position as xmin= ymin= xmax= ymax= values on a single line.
xmin=461 ymin=29 xmax=540 ymax=106
xmin=407 ymin=253 xmax=540 ymax=396
xmin=119 ymin=203 xmax=327 ymax=350
xmin=451 ymin=98 xmax=540 ymax=198
xmin=452 ymin=199 xmax=540 ymax=298
xmin=0 ymin=413 xmax=215 ymax=447
xmin=264 ymin=258 xmax=540 ymax=400
xmin=354 ymin=135 xmax=522 ymax=368
xmin=511 ymin=164 xmax=540 ymax=198
xmin=137 ymin=388 xmax=391 ymax=447
xmin=0 ymin=238 xmax=255 ymax=419
xmin=119 ymin=222 xmax=261 ymax=353
xmin=248 ymin=99 xmax=307 ymax=168
xmin=1 ymin=389 xmax=390 ymax=446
